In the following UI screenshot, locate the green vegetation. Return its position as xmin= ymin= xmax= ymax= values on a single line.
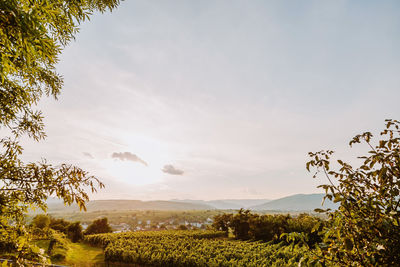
xmin=0 ymin=2 xmax=398 ymax=265
xmin=306 ymin=119 xmax=400 ymax=266
xmin=85 ymin=230 xmax=226 ymax=247
xmin=84 ymin=230 xmax=314 ymax=266
xmin=31 ymin=215 xmax=51 ymax=230
xmin=30 ymin=215 xmax=84 ymax=243
xmin=85 ymin=218 xmax=113 ymax=235
xmin=47 ymin=230 xmax=69 ymax=262
xmin=50 ymin=217 xmax=74 ymax=234
xmin=80 ymin=120 xmax=400 ymax=267
xmin=35 ymin=235 xmax=104 ymax=266
xmin=46 ymin=209 xmax=226 ymax=231
xmin=29 ymin=216 xmax=105 ymax=265
xmin=213 ymin=210 xmax=322 ymax=245
xmin=67 ymin=222 xmax=84 ymax=243
xmin=60 ymin=242 xmax=104 ymax=266
xmin=104 ymin=237 xmax=308 ymax=266
xmin=0 ymin=0 xmax=120 ymax=264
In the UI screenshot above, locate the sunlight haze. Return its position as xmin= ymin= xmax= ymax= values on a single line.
xmin=20 ymin=0 xmax=400 ymax=200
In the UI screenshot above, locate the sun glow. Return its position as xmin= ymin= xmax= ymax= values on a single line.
xmin=101 ymin=135 xmax=175 ymax=186
xmin=104 ymin=159 xmax=165 ymax=186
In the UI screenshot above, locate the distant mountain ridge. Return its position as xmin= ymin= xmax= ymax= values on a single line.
xmin=44 ymin=194 xmax=337 ymax=213
xmin=249 ymin=193 xmax=338 ymax=211
xmin=171 ymin=199 xmax=271 ymax=210
xmin=46 ymin=199 xmax=214 ymax=212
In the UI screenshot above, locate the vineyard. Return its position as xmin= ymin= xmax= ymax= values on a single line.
xmin=84 ymin=230 xmax=226 ymax=247
xmin=84 ymin=230 xmax=316 ymax=266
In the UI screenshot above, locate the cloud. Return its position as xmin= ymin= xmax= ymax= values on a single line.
xmin=111 ymin=152 xmax=148 ymax=166
xmin=162 ymin=165 xmax=184 ymax=175
xmin=83 ymin=152 xmax=94 ymax=159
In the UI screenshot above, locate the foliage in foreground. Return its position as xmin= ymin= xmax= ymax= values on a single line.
xmin=307 ymin=119 xmax=400 ymax=266
xmin=0 ymin=0 xmax=119 ymax=264
xmin=85 ymin=230 xmax=318 ymax=267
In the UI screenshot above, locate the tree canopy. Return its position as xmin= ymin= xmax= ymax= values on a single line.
xmin=85 ymin=218 xmax=113 ymax=235
xmin=307 ymin=119 xmax=400 ymax=266
xmin=0 ymin=0 xmax=120 ymax=263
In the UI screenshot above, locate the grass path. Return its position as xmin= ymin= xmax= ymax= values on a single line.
xmin=34 ymin=240 xmax=104 ymax=267
xmin=55 ymin=242 xmax=104 ymax=267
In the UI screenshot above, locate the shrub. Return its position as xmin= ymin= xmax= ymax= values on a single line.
xmin=31 ymin=215 xmax=50 ymax=230
xmin=85 ymin=218 xmax=113 ymax=235
xmin=47 ymin=230 xmax=69 ymax=261
xmin=49 ymin=218 xmax=71 ymax=234
xmin=67 ymin=222 xmax=83 ymax=243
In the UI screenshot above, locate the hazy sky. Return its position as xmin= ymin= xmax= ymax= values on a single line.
xmin=22 ymin=0 xmax=400 ymax=200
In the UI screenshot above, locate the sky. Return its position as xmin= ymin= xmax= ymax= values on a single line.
xmin=21 ymin=0 xmax=400 ymax=200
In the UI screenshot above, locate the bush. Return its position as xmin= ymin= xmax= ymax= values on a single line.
xmin=85 ymin=218 xmax=113 ymax=235
xmin=229 ymin=209 xmax=254 ymax=240
xmin=31 ymin=215 xmax=50 ymax=230
xmin=212 ymin=214 xmax=233 ymax=235
xmin=49 ymin=218 xmax=71 ymax=234
xmin=47 ymin=230 xmax=69 ymax=261
xmin=67 ymin=222 xmax=83 ymax=243
xmin=248 ymin=214 xmax=290 ymax=242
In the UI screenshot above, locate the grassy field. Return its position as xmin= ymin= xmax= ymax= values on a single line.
xmin=60 ymin=242 xmax=104 ymax=266
xmin=35 ymin=240 xmax=104 ymax=266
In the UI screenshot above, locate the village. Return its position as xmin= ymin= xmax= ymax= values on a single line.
xmin=81 ymin=217 xmax=215 ymax=233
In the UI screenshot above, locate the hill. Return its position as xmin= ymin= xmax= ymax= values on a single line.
xmin=46 ymin=199 xmax=214 ymax=212
xmin=250 ymin=193 xmax=338 ymax=211
xmin=44 ymin=194 xmax=336 ymax=213
xmin=219 ymin=199 xmax=271 ymax=208
xmin=172 ymin=199 xmax=271 ymax=209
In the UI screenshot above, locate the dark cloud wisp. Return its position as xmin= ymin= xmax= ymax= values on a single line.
xmin=83 ymin=152 xmax=94 ymax=159
xmin=111 ymin=152 xmax=148 ymax=166
xmin=162 ymin=165 xmax=184 ymax=175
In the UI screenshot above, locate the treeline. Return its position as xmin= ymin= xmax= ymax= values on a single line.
xmin=54 ymin=209 xmax=223 ymax=230
xmin=30 ymin=215 xmax=113 ymax=242
xmin=31 ymin=215 xmax=83 ymax=242
xmin=27 ymin=215 xmax=113 ymax=262
xmin=213 ymin=209 xmax=323 ymax=246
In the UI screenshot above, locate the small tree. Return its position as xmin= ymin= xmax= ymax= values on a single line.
xmin=67 ymin=222 xmax=83 ymax=243
xmin=212 ymin=213 xmax=233 ymax=235
xmin=307 ymin=119 xmax=400 ymax=266
xmin=248 ymin=214 xmax=290 ymax=242
xmin=85 ymin=218 xmax=112 ymax=235
xmin=31 ymin=215 xmax=50 ymax=231
xmin=49 ymin=218 xmax=71 ymax=234
xmin=229 ymin=209 xmax=255 ymax=240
